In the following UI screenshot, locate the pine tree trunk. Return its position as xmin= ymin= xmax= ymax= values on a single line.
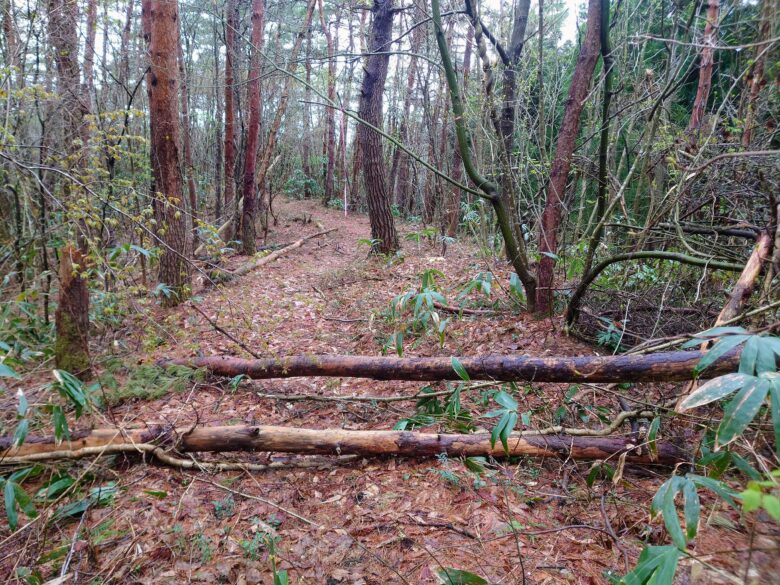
xmin=318 ymin=0 xmax=337 ymax=203
xmin=223 ymin=0 xmax=237 ymax=227
xmin=536 ymin=0 xmax=601 ymax=314
xmin=240 ymin=0 xmax=265 ymax=255
xmin=48 ymin=0 xmax=92 ymax=377
xmin=147 ymin=0 xmax=191 ymax=306
xmin=178 ymin=37 xmax=199 ymax=251
xmin=687 ymin=0 xmax=719 ymax=135
xmin=356 ymin=0 xmax=399 ymax=254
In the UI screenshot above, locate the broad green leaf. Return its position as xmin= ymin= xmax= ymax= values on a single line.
xmin=16 ymin=391 xmax=27 ymax=417
xmin=37 ymin=477 xmax=75 ymax=500
xmin=451 ymin=357 xmax=470 ymax=381
xmin=677 ymin=373 xmax=754 ymax=410
xmin=621 ymin=545 xmax=680 ymax=585
xmin=762 ymin=336 xmax=780 ymax=358
xmin=755 ymin=338 xmax=777 ymax=373
xmin=491 ymin=411 xmax=510 ymax=449
xmin=0 ymin=363 xmax=20 ymax=379
xmin=464 ymin=457 xmax=487 ymax=475
xmin=729 ymin=452 xmax=762 ymax=481
xmin=681 ymin=327 xmax=748 ymax=348
xmin=13 ymin=419 xmax=28 ymax=448
xmin=763 ymin=495 xmax=780 ymax=520
xmin=694 ymin=335 xmax=749 ymax=374
xmin=652 ymin=476 xmax=687 ymax=549
xmin=739 ymin=336 xmax=760 ymax=375
xmin=682 ymin=479 xmax=700 ymax=541
xmin=494 ymin=391 xmax=517 ymax=410
xmin=501 ymin=411 xmax=518 ymax=453
xmin=768 ymin=377 xmax=780 ymax=457
xmin=688 ymin=474 xmax=738 ymax=509
xmin=5 ymin=480 xmax=18 ymax=530
xmin=437 ymin=568 xmax=488 ymax=585
xmin=740 ymin=487 xmax=762 ymax=513
xmin=717 ymin=379 xmax=769 ymax=448
xmin=52 ymin=406 xmax=69 ymax=443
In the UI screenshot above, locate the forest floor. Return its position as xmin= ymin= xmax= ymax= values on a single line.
xmin=2 ymin=197 xmax=777 ymax=584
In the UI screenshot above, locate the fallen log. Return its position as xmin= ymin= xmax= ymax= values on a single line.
xmin=229 ymin=227 xmax=337 ymax=278
xmin=0 ymin=424 xmax=686 ymax=465
xmin=160 ymin=349 xmax=739 ymax=383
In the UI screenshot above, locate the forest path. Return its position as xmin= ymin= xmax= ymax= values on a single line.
xmin=55 ymin=198 xmax=752 ymax=583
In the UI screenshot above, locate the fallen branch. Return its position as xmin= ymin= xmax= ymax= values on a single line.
xmin=433 ymin=302 xmax=498 ymax=315
xmin=228 ymin=227 xmax=336 ymax=278
xmin=0 ymin=423 xmax=686 ymax=465
xmin=160 ymin=349 xmax=739 ymax=383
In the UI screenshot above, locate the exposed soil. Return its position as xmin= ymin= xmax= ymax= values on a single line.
xmin=1 ymin=199 xmax=776 ymax=584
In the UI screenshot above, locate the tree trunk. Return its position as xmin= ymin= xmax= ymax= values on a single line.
xmin=536 ymin=0 xmax=601 ymax=314
xmin=741 ymin=0 xmax=772 ymax=148
xmin=147 ymin=0 xmax=191 ymax=307
xmin=178 ymin=35 xmax=199 ymax=250
xmin=2 ymin=424 xmax=687 ymax=466
xmin=302 ymin=23 xmax=313 ymax=196
xmin=687 ymin=0 xmax=719 ymax=134
xmin=223 ymin=0 xmax=237 ymax=227
xmin=54 ymin=245 xmax=90 ymax=377
xmin=240 ymin=0 xmax=265 ymax=255
xmin=446 ymin=24 xmax=473 ymax=238
xmin=48 ymin=0 xmax=92 ymax=378
xmin=356 ymin=0 xmax=399 ymax=254
xmin=213 ymin=21 xmax=223 ymax=221
xmin=318 ymin=0 xmax=338 ymax=204
xmin=163 ymin=349 xmax=739 ymax=384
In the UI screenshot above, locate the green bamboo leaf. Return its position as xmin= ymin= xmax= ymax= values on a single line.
xmin=755 ymin=338 xmax=778 ymax=373
xmin=0 ymin=363 xmax=20 ymax=379
xmin=501 ymin=411 xmax=518 ymax=454
xmin=688 ymin=474 xmax=738 ymax=509
xmin=494 ymin=390 xmax=517 ymax=410
xmin=451 ymin=357 xmax=470 ymax=381
xmin=716 ymin=379 xmax=769 ymax=448
xmin=437 ymin=568 xmax=487 ymax=585
xmin=621 ymin=545 xmax=680 ymax=585
xmin=693 ymin=335 xmax=749 ymax=374
xmin=739 ymin=336 xmax=760 ymax=374
xmin=767 ymin=376 xmax=780 ymax=457
xmin=677 ymin=373 xmax=754 ymax=411
xmin=4 ymin=480 xmax=17 ymax=530
xmin=491 ymin=411 xmax=510 ymax=449
xmin=682 ymin=479 xmax=700 ymax=541
xmin=13 ymin=419 xmax=28 ymax=448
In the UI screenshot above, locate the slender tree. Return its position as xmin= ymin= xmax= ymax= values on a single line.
xmin=223 ymin=0 xmax=237 ymax=227
xmin=356 ymin=0 xmax=399 ymax=254
xmin=240 ymin=0 xmax=265 ymax=255
xmin=688 ymin=0 xmax=719 ymax=134
xmin=536 ymin=0 xmax=601 ymax=314
xmin=147 ymin=0 xmax=191 ymax=306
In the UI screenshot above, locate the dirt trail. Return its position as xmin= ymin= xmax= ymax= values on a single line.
xmin=4 ymin=199 xmax=764 ymax=584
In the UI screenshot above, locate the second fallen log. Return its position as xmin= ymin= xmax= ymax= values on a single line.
xmin=0 ymin=424 xmax=686 ymax=465
xmin=161 ymin=349 xmax=739 ymax=383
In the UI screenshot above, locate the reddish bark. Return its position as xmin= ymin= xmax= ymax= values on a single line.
xmin=536 ymin=0 xmax=601 ymax=314
xmin=178 ymin=37 xmax=199 ymax=249
xmin=147 ymin=0 xmax=191 ymax=306
xmin=318 ymin=0 xmax=338 ymax=203
xmin=223 ymin=0 xmax=237 ymax=224
xmin=741 ymin=0 xmax=772 ymax=147
xmin=688 ymin=0 xmax=719 ymax=133
xmin=240 ymin=0 xmax=265 ymax=255
xmin=163 ymin=349 xmax=739 ymax=384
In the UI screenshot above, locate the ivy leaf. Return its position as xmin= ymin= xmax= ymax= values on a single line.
xmin=677 ymin=373 xmax=754 ymax=411
xmin=716 ymin=379 xmax=769 ymax=448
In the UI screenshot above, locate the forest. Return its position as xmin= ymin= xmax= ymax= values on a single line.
xmin=0 ymin=0 xmax=778 ymax=582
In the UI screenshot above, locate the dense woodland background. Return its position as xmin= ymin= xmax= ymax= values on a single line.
xmin=0 ymin=0 xmax=779 ymax=582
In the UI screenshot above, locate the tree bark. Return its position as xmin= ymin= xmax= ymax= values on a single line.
xmin=687 ymin=0 xmax=719 ymax=134
xmin=163 ymin=349 xmax=739 ymax=384
xmin=147 ymin=0 xmax=191 ymax=306
xmin=1 ymin=424 xmax=687 ymax=465
xmin=240 ymin=0 xmax=265 ymax=255
xmin=177 ymin=33 xmax=199 ymax=250
xmin=713 ymin=230 xmax=773 ymax=325
xmin=48 ymin=0 xmax=92 ymax=377
xmin=356 ymin=0 xmax=399 ymax=254
xmin=446 ymin=24 xmax=473 ymax=238
xmin=318 ymin=0 xmax=338 ymax=203
xmin=536 ymin=0 xmax=601 ymax=314
xmin=741 ymin=0 xmax=772 ymax=147
xmin=223 ymin=0 xmax=237 ymax=227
